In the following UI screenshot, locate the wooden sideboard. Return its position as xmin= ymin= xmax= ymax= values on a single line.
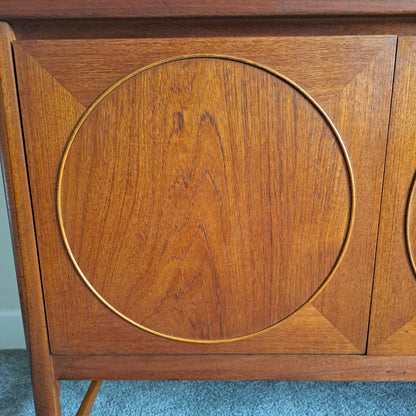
xmin=1 ymin=2 xmax=416 ymax=415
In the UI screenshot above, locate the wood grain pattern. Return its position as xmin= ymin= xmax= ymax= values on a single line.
xmin=13 ymin=36 xmax=395 ymax=354
xmin=1 ymin=1 xmax=416 ymax=19
xmin=9 ymin=17 xmax=416 ymax=42
xmin=0 ymin=23 xmax=61 ymax=415
xmin=368 ymin=37 xmax=416 ymax=355
xmin=406 ymin=177 xmax=416 ymax=277
xmin=53 ymin=354 xmax=416 ymax=381
xmin=59 ymin=56 xmax=351 ymax=341
xmin=12 ymin=42 xmax=87 ymax=357
xmin=16 ymin=37 xmax=392 ymax=108
xmin=3 ymin=10 xmax=416 ymax=414
xmin=311 ymin=41 xmax=397 ymax=350
xmin=370 ymin=317 xmax=416 ymax=354
xmin=42 ymin=303 xmax=362 ymax=355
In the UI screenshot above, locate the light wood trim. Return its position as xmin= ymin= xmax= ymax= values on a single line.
xmin=76 ymin=381 xmax=102 ymax=416
xmin=1 ymin=1 xmax=416 ymax=19
xmin=0 ymin=22 xmax=61 ymax=415
xmin=53 ymin=354 xmax=416 ymax=382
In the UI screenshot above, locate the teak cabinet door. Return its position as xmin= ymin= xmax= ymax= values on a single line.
xmin=13 ymin=36 xmax=395 ymax=355
xmin=368 ymin=37 xmax=416 ymax=355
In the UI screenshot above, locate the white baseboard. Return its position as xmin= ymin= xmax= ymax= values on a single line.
xmin=0 ymin=310 xmax=26 ymax=349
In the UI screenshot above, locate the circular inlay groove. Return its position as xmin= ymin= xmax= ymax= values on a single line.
xmin=405 ymin=172 xmax=416 ymax=277
xmin=57 ymin=54 xmax=355 ymax=343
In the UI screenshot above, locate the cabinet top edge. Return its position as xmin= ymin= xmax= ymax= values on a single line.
xmin=12 ymin=34 xmax=398 ymax=45
xmin=1 ymin=1 xmax=416 ymax=20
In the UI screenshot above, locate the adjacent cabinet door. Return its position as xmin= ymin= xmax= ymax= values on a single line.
xmin=368 ymin=37 xmax=416 ymax=355
xmin=13 ymin=36 xmax=395 ymax=355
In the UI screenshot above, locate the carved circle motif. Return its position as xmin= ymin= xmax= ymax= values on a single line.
xmin=57 ymin=55 xmax=355 ymax=343
xmin=406 ymin=173 xmax=416 ymax=277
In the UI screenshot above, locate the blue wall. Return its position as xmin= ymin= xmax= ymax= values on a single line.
xmin=0 ymin=172 xmax=25 ymax=349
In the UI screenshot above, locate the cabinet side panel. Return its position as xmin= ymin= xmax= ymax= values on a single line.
xmin=0 ymin=22 xmax=61 ymax=415
xmin=368 ymin=37 xmax=416 ymax=355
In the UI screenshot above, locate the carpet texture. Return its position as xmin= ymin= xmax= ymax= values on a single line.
xmin=0 ymin=350 xmax=415 ymax=415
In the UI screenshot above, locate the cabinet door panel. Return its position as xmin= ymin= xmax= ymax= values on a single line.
xmin=13 ymin=36 xmax=395 ymax=354
xmin=369 ymin=37 xmax=416 ymax=355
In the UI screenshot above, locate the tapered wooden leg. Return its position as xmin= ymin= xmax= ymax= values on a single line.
xmin=31 ymin=365 xmax=61 ymax=416
xmin=76 ymin=380 xmax=103 ymax=416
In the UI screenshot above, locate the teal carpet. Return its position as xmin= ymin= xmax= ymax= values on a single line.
xmin=1 ymin=350 xmax=415 ymax=415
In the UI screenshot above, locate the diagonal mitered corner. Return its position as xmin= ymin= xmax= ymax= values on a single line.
xmin=265 ymin=303 xmax=362 ymax=354
xmin=13 ymin=42 xmax=86 ymax=112
xmin=368 ymin=317 xmax=416 ymax=355
xmin=319 ymin=36 xmax=396 ymax=110
xmin=14 ymin=36 xmax=396 ymax=109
